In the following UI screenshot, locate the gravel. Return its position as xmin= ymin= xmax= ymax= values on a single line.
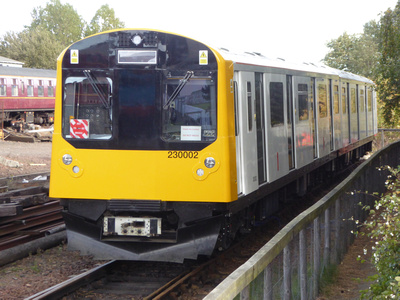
xmin=0 ymin=140 xmax=104 ymax=299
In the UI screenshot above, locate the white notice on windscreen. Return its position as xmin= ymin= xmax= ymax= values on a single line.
xmin=181 ymin=126 xmax=201 ymax=141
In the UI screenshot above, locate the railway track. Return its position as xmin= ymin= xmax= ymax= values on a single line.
xmin=0 ymin=173 xmax=63 ymax=253
xmin=23 ymin=160 xmax=364 ymax=299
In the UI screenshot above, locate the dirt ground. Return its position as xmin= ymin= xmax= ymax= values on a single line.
xmin=0 ymin=140 xmax=377 ymax=299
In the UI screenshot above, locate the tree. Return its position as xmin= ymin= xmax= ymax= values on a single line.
xmin=30 ymin=0 xmax=85 ymax=47
xmin=0 ymin=27 xmax=64 ymax=69
xmin=85 ymin=4 xmax=125 ymax=37
xmin=323 ymin=21 xmax=379 ymax=79
xmin=375 ymin=5 xmax=400 ymax=128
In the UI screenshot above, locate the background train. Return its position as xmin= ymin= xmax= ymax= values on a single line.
xmin=49 ymin=29 xmax=377 ymax=263
xmin=0 ymin=66 xmax=56 ymax=125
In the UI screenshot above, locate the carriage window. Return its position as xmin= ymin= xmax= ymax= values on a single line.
xmin=62 ymin=72 xmax=112 ymax=139
xmin=318 ymin=83 xmax=327 ymax=118
xmin=342 ymin=87 xmax=347 ymax=114
xmin=247 ymin=82 xmax=253 ymax=131
xmin=350 ymin=88 xmax=356 ymax=113
xmin=12 ymin=79 xmax=18 ymax=96
xmin=298 ymin=84 xmax=308 ymax=121
xmin=27 ymin=80 xmax=34 ymax=96
xmin=360 ymin=89 xmax=365 ymax=112
xmin=38 ymin=80 xmax=44 ymax=97
xmin=270 ymin=82 xmax=284 ymax=126
xmin=0 ymin=78 xmax=5 ymax=96
xmin=368 ymin=90 xmax=372 ymax=112
xmin=333 ymin=85 xmax=339 ymax=114
xmin=162 ymin=76 xmax=217 ymax=142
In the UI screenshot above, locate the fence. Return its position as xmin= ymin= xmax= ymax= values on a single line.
xmin=205 ymin=140 xmax=400 ymax=300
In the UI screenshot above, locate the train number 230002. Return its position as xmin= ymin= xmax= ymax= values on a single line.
xmin=167 ymin=151 xmax=199 ymax=159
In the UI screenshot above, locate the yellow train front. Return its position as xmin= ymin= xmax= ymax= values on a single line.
xmin=50 ymin=29 xmax=237 ymax=262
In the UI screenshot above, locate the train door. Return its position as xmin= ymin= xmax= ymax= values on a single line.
xmin=341 ymin=82 xmax=350 ymax=146
xmin=359 ymin=85 xmax=367 ymax=139
xmin=287 ymin=75 xmax=295 ymax=169
xmin=332 ymin=80 xmax=342 ymax=150
xmin=255 ymin=73 xmax=267 ymax=184
xmin=234 ymin=71 xmax=258 ymax=195
xmin=294 ymin=76 xmax=314 ymax=169
xmin=349 ymin=83 xmax=358 ymax=143
xmin=265 ymin=73 xmax=289 ymax=182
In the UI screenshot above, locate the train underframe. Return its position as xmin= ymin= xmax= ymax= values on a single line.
xmin=1 ymin=110 xmax=54 ymax=126
xmin=61 ymin=139 xmax=373 ymax=263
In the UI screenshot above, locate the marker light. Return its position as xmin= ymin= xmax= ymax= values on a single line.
xmin=204 ymin=157 xmax=216 ymax=168
xmin=196 ymin=168 xmax=205 ymax=177
xmin=62 ymin=154 xmax=73 ymax=165
xmin=72 ymin=166 xmax=80 ymax=174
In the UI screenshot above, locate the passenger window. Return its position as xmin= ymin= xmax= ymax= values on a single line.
xmin=368 ymin=90 xmax=372 ymax=112
xmin=27 ymin=80 xmax=34 ymax=96
xmin=247 ymin=82 xmax=253 ymax=131
xmin=351 ymin=88 xmax=356 ymax=113
xmin=342 ymin=87 xmax=347 ymax=114
xmin=0 ymin=78 xmax=5 ymax=96
xmin=270 ymin=82 xmax=284 ymax=126
xmin=360 ymin=89 xmax=365 ymax=112
xmin=298 ymin=84 xmax=308 ymax=121
xmin=318 ymin=83 xmax=327 ymax=118
xmin=11 ymin=79 xmax=18 ymax=96
xmin=333 ymin=85 xmax=339 ymax=114
xmin=38 ymin=80 xmax=44 ymax=97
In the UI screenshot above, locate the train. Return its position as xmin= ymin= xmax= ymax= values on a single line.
xmin=0 ymin=66 xmax=56 ymax=125
xmin=49 ymin=29 xmax=377 ymax=263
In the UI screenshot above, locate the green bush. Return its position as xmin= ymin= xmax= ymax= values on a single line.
xmin=361 ymin=165 xmax=400 ymax=299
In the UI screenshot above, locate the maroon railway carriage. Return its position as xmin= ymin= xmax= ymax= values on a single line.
xmin=0 ymin=66 xmax=56 ymax=125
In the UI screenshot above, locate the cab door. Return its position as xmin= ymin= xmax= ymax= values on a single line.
xmin=234 ymin=71 xmax=258 ymax=195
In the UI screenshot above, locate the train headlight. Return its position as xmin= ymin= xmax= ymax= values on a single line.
xmin=62 ymin=154 xmax=73 ymax=165
xmin=196 ymin=168 xmax=205 ymax=177
xmin=72 ymin=166 xmax=80 ymax=174
xmin=204 ymin=157 xmax=216 ymax=168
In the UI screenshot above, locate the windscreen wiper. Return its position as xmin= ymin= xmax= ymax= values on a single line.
xmin=163 ymin=71 xmax=194 ymax=109
xmin=83 ymin=70 xmax=111 ymax=109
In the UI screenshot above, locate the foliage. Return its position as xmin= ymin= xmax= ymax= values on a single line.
xmin=84 ymin=4 xmax=125 ymax=37
xmin=0 ymin=0 xmax=125 ymax=69
xmin=323 ymin=21 xmax=379 ymax=79
xmin=0 ymin=28 xmax=64 ymax=69
xmin=361 ymin=165 xmax=400 ymax=299
xmin=375 ymin=5 xmax=400 ymax=128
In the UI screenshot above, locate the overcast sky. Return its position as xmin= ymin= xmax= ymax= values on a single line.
xmin=1 ymin=0 xmax=397 ymax=63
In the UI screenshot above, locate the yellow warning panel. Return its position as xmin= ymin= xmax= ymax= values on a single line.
xmin=70 ymin=49 xmax=79 ymax=64
xmin=199 ymin=50 xmax=208 ymax=65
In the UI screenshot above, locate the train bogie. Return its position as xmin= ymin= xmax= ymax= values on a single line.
xmin=50 ymin=29 xmax=377 ymax=263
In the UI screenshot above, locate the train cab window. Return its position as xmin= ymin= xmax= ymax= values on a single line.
xmin=0 ymin=78 xmax=5 ymax=96
xmin=298 ymin=84 xmax=308 ymax=121
xmin=333 ymin=85 xmax=339 ymax=114
xmin=38 ymin=80 xmax=44 ymax=97
xmin=162 ymin=75 xmax=217 ymax=142
xmin=11 ymin=79 xmax=18 ymax=96
xmin=318 ymin=83 xmax=327 ymax=118
xmin=62 ymin=72 xmax=113 ymax=140
xmin=27 ymin=80 xmax=34 ymax=96
xmin=270 ymin=82 xmax=284 ymax=126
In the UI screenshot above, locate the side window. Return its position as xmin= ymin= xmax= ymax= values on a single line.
xmin=318 ymin=83 xmax=327 ymax=118
xmin=298 ymin=83 xmax=308 ymax=121
xmin=333 ymin=85 xmax=339 ymax=114
xmin=368 ymin=89 xmax=372 ymax=112
xmin=270 ymin=82 xmax=284 ymax=126
xmin=12 ymin=79 xmax=18 ymax=96
xmin=342 ymin=87 xmax=347 ymax=114
xmin=0 ymin=78 xmax=5 ymax=96
xmin=48 ymin=81 xmax=54 ymax=97
xmin=27 ymin=80 xmax=34 ymax=96
xmin=360 ymin=89 xmax=365 ymax=112
xmin=38 ymin=80 xmax=44 ymax=97
xmin=247 ymin=82 xmax=253 ymax=131
xmin=350 ymin=88 xmax=356 ymax=113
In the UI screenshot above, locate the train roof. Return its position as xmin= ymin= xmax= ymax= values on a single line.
xmin=216 ymin=48 xmax=374 ymax=84
xmin=0 ymin=66 xmax=56 ymax=78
